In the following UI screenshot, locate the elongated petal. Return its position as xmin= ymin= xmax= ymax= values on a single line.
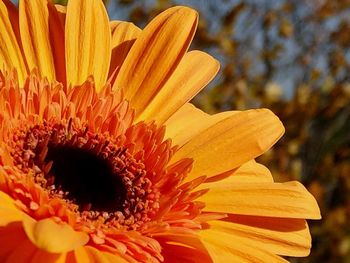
xmin=2 ymin=0 xmax=21 ymax=46
xmin=219 ymin=160 xmax=274 ymax=183
xmin=19 ymin=0 xmax=64 ymax=82
xmin=114 ymin=6 xmax=198 ymax=114
xmin=0 ymin=191 xmax=22 ymax=226
xmin=200 ymin=226 xmax=288 ymax=263
xmin=232 ymin=160 xmax=273 ymax=182
xmin=165 ymin=103 xmax=238 ymax=147
xmin=22 ymin=217 xmax=89 ymax=253
xmin=0 ymin=1 xmax=27 ymax=85
xmin=198 ymin=181 xmax=321 ymax=219
xmin=47 ymin=2 xmax=66 ymax=84
xmin=65 ymin=0 xmax=111 ymax=90
xmin=109 ymin=21 xmax=141 ymax=78
xmin=170 ymin=109 xmax=284 ymax=180
xmin=137 ymin=51 xmax=219 ymax=124
xmin=165 ymin=103 xmax=209 ymax=145
xmin=211 ymin=216 xmax=312 ymax=257
xmin=198 ymin=159 xmax=274 ymax=184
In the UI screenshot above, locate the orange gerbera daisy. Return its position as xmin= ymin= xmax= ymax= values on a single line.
xmin=0 ymin=0 xmax=320 ymax=262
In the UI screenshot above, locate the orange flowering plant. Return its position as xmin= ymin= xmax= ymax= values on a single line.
xmin=0 ymin=0 xmax=320 ymax=262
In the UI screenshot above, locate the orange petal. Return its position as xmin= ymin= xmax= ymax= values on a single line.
xmin=0 ymin=191 xmax=23 ymax=226
xmin=170 ymin=109 xmax=284 ymax=180
xmin=65 ymin=0 xmax=111 ymax=91
xmin=84 ymin=246 xmax=129 ymax=263
xmin=198 ymin=181 xmax=321 ymax=219
xmin=231 ymin=160 xmax=274 ymax=182
xmin=165 ymin=103 xmax=209 ymax=145
xmin=108 ymin=21 xmax=141 ymax=78
xmin=217 ymin=160 xmax=274 ymax=183
xmin=0 ymin=221 xmax=31 ymax=259
xmin=1 ymin=220 xmax=67 ymax=263
xmin=161 ymin=243 xmax=212 ymax=263
xmin=22 ymin=217 xmax=89 ymax=253
xmin=47 ymin=1 xmax=66 ymax=84
xmin=0 ymin=1 xmax=27 ymax=85
xmin=2 ymin=0 xmax=21 ymax=47
xmin=197 ymin=159 xmax=274 ymax=184
xmin=154 ymin=231 xmax=212 ymax=263
xmin=212 ymin=215 xmax=312 ymax=257
xmin=66 ymin=247 xmax=90 ymax=263
xmin=30 ymin=250 xmax=66 ymax=263
xmin=67 ymin=246 xmax=128 ymax=263
xmin=165 ymin=103 xmax=238 ymax=147
xmin=137 ymin=50 xmax=219 ymax=124
xmin=4 ymin=239 xmax=37 ymax=263
xmin=114 ymin=6 xmax=198 ymax=114
xmin=19 ymin=0 xmax=64 ymax=82
xmin=200 ymin=226 xmax=288 ymax=263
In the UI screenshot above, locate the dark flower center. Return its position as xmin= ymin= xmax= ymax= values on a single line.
xmin=46 ymin=145 xmax=126 ymax=213
xmin=10 ymin=121 xmax=157 ymax=228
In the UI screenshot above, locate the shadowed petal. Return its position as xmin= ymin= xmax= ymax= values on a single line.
xmin=197 ymin=160 xmax=274 ymax=184
xmin=165 ymin=103 xmax=238 ymax=147
xmin=114 ymin=6 xmax=198 ymax=114
xmin=2 ymin=0 xmax=21 ymax=49
xmin=0 ymin=191 xmax=22 ymax=226
xmin=227 ymin=160 xmax=274 ymax=183
xmin=137 ymin=51 xmax=219 ymax=124
xmin=19 ymin=0 xmax=65 ymax=82
xmin=0 ymin=222 xmax=37 ymax=261
xmin=108 ymin=21 xmax=141 ymax=79
xmin=0 ymin=1 xmax=27 ymax=85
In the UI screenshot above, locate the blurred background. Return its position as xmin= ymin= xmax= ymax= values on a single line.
xmin=56 ymin=0 xmax=350 ymax=262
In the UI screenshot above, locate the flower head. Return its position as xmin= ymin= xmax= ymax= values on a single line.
xmin=0 ymin=0 xmax=320 ymax=262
